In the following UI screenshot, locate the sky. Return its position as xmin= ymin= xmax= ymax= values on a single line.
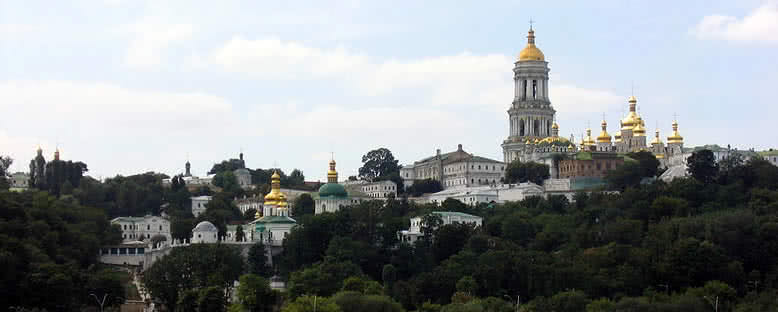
xmin=1 ymin=0 xmax=777 ymax=181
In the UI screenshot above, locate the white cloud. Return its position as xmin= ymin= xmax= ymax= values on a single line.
xmin=121 ymin=21 xmax=194 ymax=67
xmin=209 ymin=37 xmax=369 ymax=78
xmin=0 ymin=24 xmax=40 ymax=39
xmin=691 ymin=1 xmax=778 ymax=42
xmin=0 ymin=80 xmax=234 ymax=177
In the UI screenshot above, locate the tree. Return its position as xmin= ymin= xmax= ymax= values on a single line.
xmin=282 ymin=295 xmax=342 ymax=312
xmin=456 ymin=276 xmax=477 ymax=296
xmin=248 ymin=242 xmax=271 ymax=276
xmin=627 ymin=151 xmax=660 ymax=178
xmin=237 ymin=274 xmax=277 ymax=312
xmin=359 ymin=148 xmax=401 ymax=181
xmin=407 ymin=179 xmax=443 ymax=197
xmin=687 ymin=149 xmax=719 ymax=184
xmin=236 ymin=225 xmax=246 ymax=242
xmin=288 ymin=169 xmax=306 ymax=187
xmin=382 ymin=264 xmax=397 ymax=293
xmin=504 ymin=161 xmax=549 ymax=185
xmin=294 ymin=193 xmax=315 ymax=216
xmin=198 ymin=286 xmax=225 ymax=312
xmin=332 ymin=291 xmax=404 ymax=312
xmin=0 ymin=156 xmax=11 ymax=190
xmin=143 ymin=244 xmax=244 ymax=311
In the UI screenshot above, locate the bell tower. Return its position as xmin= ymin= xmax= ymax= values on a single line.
xmin=502 ymin=25 xmax=556 ymax=163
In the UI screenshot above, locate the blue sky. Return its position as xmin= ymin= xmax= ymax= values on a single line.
xmin=2 ymin=0 xmax=776 ymax=181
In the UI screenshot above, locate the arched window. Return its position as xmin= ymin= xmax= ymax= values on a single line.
xmin=519 ymin=119 xmax=525 ymax=136
xmin=532 ymin=80 xmax=537 ymax=99
xmin=534 ymin=120 xmax=540 ymax=136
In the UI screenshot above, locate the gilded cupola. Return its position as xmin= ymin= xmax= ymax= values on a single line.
xmin=621 ymin=96 xmax=640 ymax=131
xmin=518 ymin=27 xmax=545 ymax=61
xmin=667 ymin=120 xmax=684 ymax=144
xmin=583 ymin=129 xmax=596 ymax=146
xmin=632 ymin=116 xmax=647 ymax=137
xmin=327 ymin=159 xmax=338 ymax=183
xmin=651 ymin=129 xmax=664 ymax=145
xmin=263 ymin=171 xmax=284 ymax=206
xmin=597 ymin=120 xmax=612 ymax=143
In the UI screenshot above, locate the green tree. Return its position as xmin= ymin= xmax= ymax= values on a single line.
xmin=288 ymin=169 xmax=306 ymax=187
xmin=456 ymin=276 xmax=477 ymax=296
xmin=0 ymin=155 xmax=12 ymax=190
xmin=407 ymin=179 xmax=443 ymax=196
xmin=294 ymin=193 xmax=315 ymax=216
xmin=142 ymin=244 xmax=244 ymax=311
xmin=359 ymin=148 xmax=401 ymax=181
xmin=281 ymin=295 xmax=342 ymax=312
xmin=236 ymin=225 xmax=246 ymax=242
xmin=237 ymin=274 xmax=277 ymax=312
xmin=332 ymin=291 xmax=404 ymax=312
xmin=198 ymin=286 xmax=225 ymax=312
xmin=687 ymin=149 xmax=719 ymax=184
xmin=504 ymin=161 xmax=550 ymax=185
xmin=382 ymin=264 xmax=397 ymax=293
xmin=248 ymin=242 xmax=271 ymax=276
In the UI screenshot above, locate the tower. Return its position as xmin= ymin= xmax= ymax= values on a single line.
xmin=185 ymin=160 xmax=191 ymax=177
xmin=327 ymin=158 xmax=338 ymax=183
xmin=502 ymin=25 xmax=556 ymax=163
xmin=651 ymin=129 xmax=665 ymax=158
xmin=596 ymin=120 xmax=612 ymax=151
xmin=666 ymin=120 xmax=684 ymax=156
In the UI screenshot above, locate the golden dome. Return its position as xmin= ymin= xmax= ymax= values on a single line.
xmin=525 ymin=139 xmax=533 ymax=145
xmin=667 ymin=120 xmax=684 ymax=144
xmin=597 ymin=120 xmax=612 ymax=143
xmin=518 ymin=28 xmax=545 ymax=61
xmin=632 ymin=117 xmax=646 ymax=137
xmin=327 ymin=158 xmax=338 ymax=183
xmin=651 ymin=130 xmax=663 ymax=145
xmin=552 ymin=122 xmax=559 ymax=129
xmin=264 ymin=170 xmax=284 ymax=205
xmin=254 ymin=209 xmax=261 ymax=220
xmin=614 ymin=133 xmax=622 ymax=143
xmin=537 ymin=136 xmax=570 ymax=145
xmin=583 ymin=129 xmax=596 ymax=146
xmin=621 ymin=96 xmax=640 ymax=130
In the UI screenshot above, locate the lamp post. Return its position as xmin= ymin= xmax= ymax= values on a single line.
xmin=90 ymin=293 xmax=108 ymax=312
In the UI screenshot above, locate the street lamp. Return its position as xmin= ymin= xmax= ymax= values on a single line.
xmin=90 ymin=293 xmax=108 ymax=312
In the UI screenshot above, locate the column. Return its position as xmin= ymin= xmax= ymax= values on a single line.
xmin=538 ymin=80 xmax=544 ymax=101
xmin=544 ymin=80 xmax=549 ymax=99
xmin=514 ymin=79 xmax=519 ymax=98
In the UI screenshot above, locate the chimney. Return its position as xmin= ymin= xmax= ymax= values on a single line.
xmin=457 ymin=144 xmax=463 ymax=151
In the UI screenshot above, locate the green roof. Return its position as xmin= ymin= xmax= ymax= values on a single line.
xmin=318 ymin=183 xmax=348 ymax=198
xmin=256 ymin=215 xmax=297 ymax=224
xmin=759 ymin=150 xmax=778 ymax=156
xmin=431 ymin=211 xmax=481 ymax=218
xmin=575 ymin=152 xmax=592 ymax=161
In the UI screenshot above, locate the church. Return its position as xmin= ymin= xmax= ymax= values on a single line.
xmin=500 ymin=26 xmax=685 ymax=178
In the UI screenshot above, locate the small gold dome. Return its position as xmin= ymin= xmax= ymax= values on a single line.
xmin=667 ymin=120 xmax=684 ymax=144
xmin=597 ymin=120 xmax=612 ymax=143
xmin=651 ymin=130 xmax=663 ymax=145
xmin=552 ymin=122 xmax=559 ymax=129
xmin=583 ymin=129 xmax=596 ymax=146
xmin=518 ymin=28 xmax=545 ymax=61
xmin=621 ymin=96 xmax=640 ymax=130
xmin=632 ymin=117 xmax=646 ymax=137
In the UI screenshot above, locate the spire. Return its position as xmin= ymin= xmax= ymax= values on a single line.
xmin=54 ymin=147 xmax=60 ymax=161
xmin=518 ymin=22 xmax=545 ymax=61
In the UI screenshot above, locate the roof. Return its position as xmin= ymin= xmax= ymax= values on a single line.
xmin=255 ymin=215 xmax=297 ymax=224
xmin=432 ymin=211 xmax=482 ymax=218
xmin=318 ymin=183 xmax=349 ymax=198
xmin=193 ymin=221 xmax=218 ymax=232
xmin=759 ymin=150 xmax=778 ymax=157
xmin=111 ymin=216 xmax=164 ymax=223
xmin=410 ymin=147 xmax=503 ymax=167
xmin=191 ymin=195 xmax=213 ymax=201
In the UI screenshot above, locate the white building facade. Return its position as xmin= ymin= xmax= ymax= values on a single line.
xmin=111 ymin=216 xmax=172 ymax=243
xmin=191 ymin=195 xmax=212 ymax=217
xmin=399 ymin=211 xmax=483 ymax=244
xmin=400 ymin=144 xmax=505 ymax=190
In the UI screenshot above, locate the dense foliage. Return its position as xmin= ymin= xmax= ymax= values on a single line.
xmin=0 ymin=190 xmax=124 ymax=310
xmin=275 ymin=152 xmax=778 ymax=312
xmin=359 ymin=148 xmax=401 ymax=182
xmin=504 ymin=161 xmax=550 ymax=185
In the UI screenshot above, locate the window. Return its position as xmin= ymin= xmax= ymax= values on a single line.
xmin=123 ymin=225 xmax=127 ymax=230
xmin=111 ymin=248 xmax=118 ymax=255
xmin=147 ymin=225 xmax=150 ymax=230
xmin=138 ymin=248 xmax=145 ymax=254
xmin=129 ymin=248 xmax=136 ymax=255
xmin=159 ymin=225 xmax=162 ymax=231
xmin=119 ymin=248 xmax=126 ymax=255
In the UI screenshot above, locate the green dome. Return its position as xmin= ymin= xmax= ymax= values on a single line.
xmin=318 ymin=183 xmax=348 ymax=198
